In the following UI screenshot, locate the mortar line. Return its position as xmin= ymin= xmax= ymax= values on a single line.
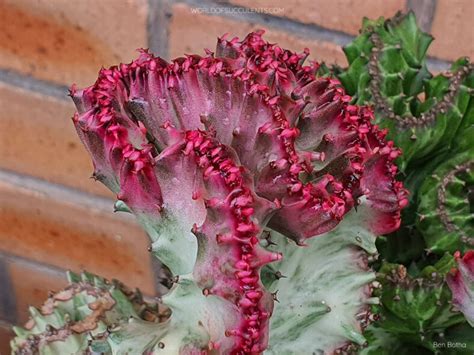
xmin=0 ymin=69 xmax=69 ymax=102
xmin=0 ymin=318 xmax=13 ymax=328
xmin=427 ymin=57 xmax=453 ymax=72
xmin=0 ymin=168 xmax=118 ymax=215
xmin=0 ymin=251 xmax=67 ymax=281
xmin=407 ymin=0 xmax=437 ymax=32
xmin=0 ymin=258 xmax=17 ymax=324
xmin=148 ymin=0 xmax=172 ymax=59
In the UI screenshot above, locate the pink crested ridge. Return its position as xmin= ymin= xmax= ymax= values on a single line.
xmin=184 ymin=130 xmax=279 ymax=354
xmin=447 ymin=251 xmax=474 ymax=325
xmin=217 ymin=30 xmax=407 ymax=239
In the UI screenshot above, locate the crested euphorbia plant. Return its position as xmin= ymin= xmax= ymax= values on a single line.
xmin=11 ymin=30 xmax=406 ymax=354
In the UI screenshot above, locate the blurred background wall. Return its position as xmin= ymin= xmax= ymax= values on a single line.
xmin=0 ymin=0 xmax=472 ymax=351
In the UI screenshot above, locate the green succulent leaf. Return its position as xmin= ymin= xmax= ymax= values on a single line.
xmin=265 ymin=205 xmax=378 ymax=354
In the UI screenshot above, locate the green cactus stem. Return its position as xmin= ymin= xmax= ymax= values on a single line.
xmin=418 ymin=158 xmax=474 ymax=253
xmin=337 ymin=12 xmax=474 ymax=171
xmin=265 ymin=204 xmax=380 ymax=354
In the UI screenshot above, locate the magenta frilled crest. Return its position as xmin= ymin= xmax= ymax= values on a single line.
xmin=70 ymin=31 xmax=407 ymax=353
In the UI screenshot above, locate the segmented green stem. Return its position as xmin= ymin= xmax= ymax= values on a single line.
xmin=367 ymin=30 xmax=472 ymax=129
xmin=437 ymin=161 xmax=474 ymax=246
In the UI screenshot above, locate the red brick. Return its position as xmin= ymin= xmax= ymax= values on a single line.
xmin=0 ymin=322 xmax=13 ymax=355
xmin=2 ymin=255 xmax=67 ymax=324
xmin=0 ymin=0 xmax=148 ymax=87
xmin=0 ymin=173 xmax=156 ymax=296
xmin=229 ymin=0 xmax=406 ymax=35
xmin=430 ymin=0 xmax=474 ymax=61
xmin=0 ymin=82 xmax=112 ymax=198
xmin=170 ymin=4 xmax=347 ymax=66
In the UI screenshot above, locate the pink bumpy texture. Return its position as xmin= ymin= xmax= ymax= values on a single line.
xmin=71 ymin=30 xmax=407 ymax=353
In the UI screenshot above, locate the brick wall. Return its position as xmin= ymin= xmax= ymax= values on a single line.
xmin=0 ymin=0 xmax=472 ymax=351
